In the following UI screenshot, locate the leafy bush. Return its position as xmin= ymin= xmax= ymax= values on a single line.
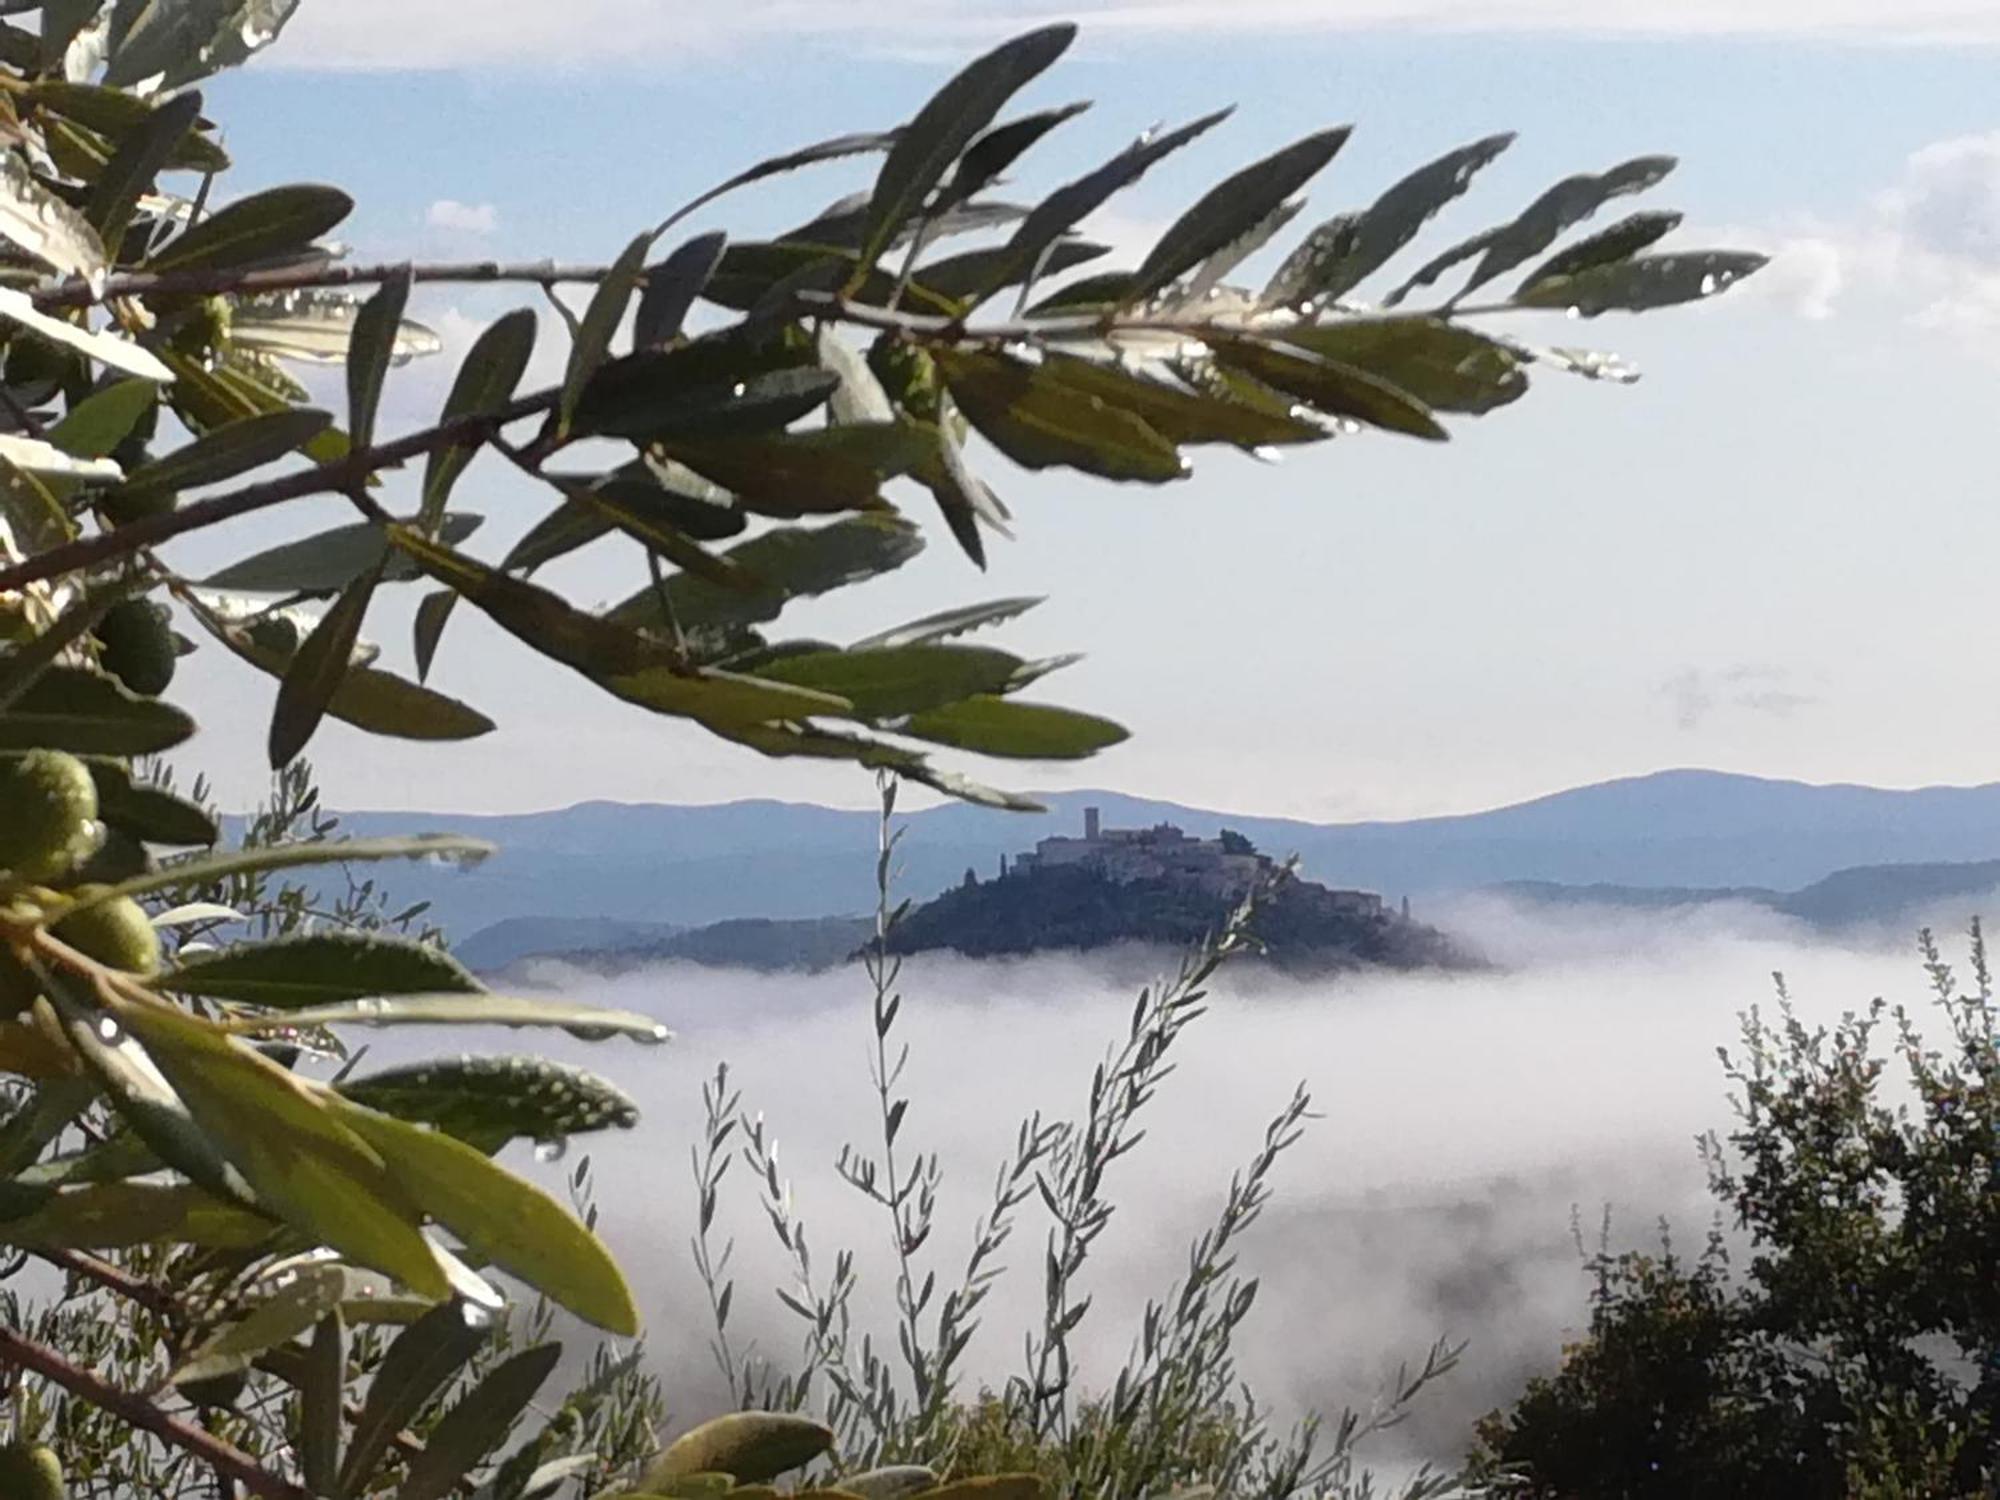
xmin=0 ymin=2 xmax=1760 ymax=1494
xmin=1471 ymin=928 xmax=2000 ymax=1498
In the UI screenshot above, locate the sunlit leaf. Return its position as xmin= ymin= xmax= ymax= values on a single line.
xmin=901 ymin=695 xmax=1127 ymax=758
xmin=1516 ymin=209 xmax=1683 ymax=295
xmin=164 ymin=931 xmax=482 ymax=1008
xmin=331 ymin=1097 xmax=640 ymax=1334
xmin=933 ymin=346 xmax=1184 ymax=481
xmin=0 ymin=150 xmax=107 ymax=285
xmin=1207 ymin=337 xmax=1445 ymax=440
xmin=150 ymin=183 xmax=352 ymax=271
xmin=0 ymin=286 xmax=173 ymax=383
xmin=1280 ymin=318 xmax=1528 ymax=415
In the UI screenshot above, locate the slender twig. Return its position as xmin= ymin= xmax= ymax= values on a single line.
xmin=0 ymin=1325 xmax=311 ymax=1500
xmin=31 ymin=259 xmax=631 ymax=310
xmin=34 ymin=1246 xmax=172 ymax=1317
xmin=0 ymin=386 xmax=555 ymax=595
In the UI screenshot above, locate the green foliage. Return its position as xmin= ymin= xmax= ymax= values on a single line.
xmin=0 ymin=5 xmax=1759 ymax=1495
xmin=1472 ymin=927 xmax=2000 ymax=1497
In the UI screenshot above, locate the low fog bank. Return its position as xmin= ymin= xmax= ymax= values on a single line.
xmin=451 ymin=900 xmax=1995 ymax=1472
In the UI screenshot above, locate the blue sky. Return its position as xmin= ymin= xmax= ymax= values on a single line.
xmin=157 ymin=4 xmax=2000 ymax=821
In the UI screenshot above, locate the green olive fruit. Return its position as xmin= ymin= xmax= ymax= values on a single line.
xmin=0 ymin=1441 xmax=65 ymax=1500
xmin=0 ymin=751 xmax=101 ymax=882
xmin=94 ymin=599 xmax=177 ymax=696
xmin=51 ymin=890 xmax=159 ymax=977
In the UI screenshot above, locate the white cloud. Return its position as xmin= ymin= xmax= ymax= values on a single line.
xmin=1661 ymin=665 xmax=1818 ymax=731
xmin=426 ymin=198 xmax=498 ymax=234
xmin=276 ymin=0 xmax=2000 ymax=70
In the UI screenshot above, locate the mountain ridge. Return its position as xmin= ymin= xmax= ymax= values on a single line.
xmin=303 ymin=768 xmax=2000 ymax=946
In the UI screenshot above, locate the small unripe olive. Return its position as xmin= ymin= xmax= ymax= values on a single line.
xmin=0 ymin=751 xmax=100 ymax=883
xmin=0 ymin=1441 xmax=65 ymax=1500
xmin=51 ymin=890 xmax=159 ymax=977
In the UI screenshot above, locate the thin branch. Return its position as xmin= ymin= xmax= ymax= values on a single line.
xmin=0 ymin=1325 xmax=312 ymax=1500
xmin=0 ymin=386 xmax=555 ymax=596
xmin=32 ymin=259 xmax=631 ymax=310
xmin=34 ymin=1246 xmax=172 ymax=1317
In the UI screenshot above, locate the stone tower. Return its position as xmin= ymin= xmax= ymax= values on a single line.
xmin=1084 ymin=806 xmax=1101 ymax=841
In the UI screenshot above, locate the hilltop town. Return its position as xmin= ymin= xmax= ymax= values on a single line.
xmin=887 ymin=809 xmax=1465 ymax=970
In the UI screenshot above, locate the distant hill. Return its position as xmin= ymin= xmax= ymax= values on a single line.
xmin=482 ymin=915 xmax=873 ymax=980
xmin=886 ymin=862 xmax=1464 ymax=970
xmin=1499 ymin=857 xmax=2000 ymax=932
xmin=296 ymin=770 xmax=2000 ymax=945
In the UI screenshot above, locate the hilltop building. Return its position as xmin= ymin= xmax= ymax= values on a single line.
xmin=1008 ymin=806 xmax=1389 ymax=915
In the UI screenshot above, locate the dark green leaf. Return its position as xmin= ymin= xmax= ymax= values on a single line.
xmin=658 ymin=129 xmax=900 ymax=235
xmin=1389 ymin=154 xmax=1678 ymax=306
xmin=917 ymin=238 xmax=1107 ymax=303
xmin=84 ymin=89 xmax=201 ymax=257
xmin=1379 ymin=226 xmax=1503 ymax=309
xmin=347 ymin=268 xmax=412 ymax=449
xmin=970 ymin=108 xmax=1232 ymax=302
xmin=413 ymin=589 xmax=455 ymax=684
xmin=1207 ymin=337 xmax=1446 ymax=440
xmin=1514 ymin=249 xmax=1767 ymax=315
xmin=269 ymin=563 xmax=381 ymax=769
xmin=662 ymin=421 xmax=932 ymax=516
xmin=300 ymin=1313 xmax=344 ymax=1496
xmin=1023 ymin=269 xmax=1140 ymax=316
xmin=192 ymin=586 xmax=495 ymax=743
xmin=332 ymin=1097 xmax=640 ymax=1335
xmin=0 ymin=1179 xmax=272 ymax=1251
xmin=942 ymin=102 xmax=1091 ymax=208
xmin=338 ymin=1057 xmax=638 ymax=1155
xmin=932 ymin=346 xmax=1185 ymax=481
xmin=0 ymin=664 xmax=194 ymax=754
xmin=754 ymin=644 xmax=1023 ymax=719
xmin=421 ymin=308 xmax=537 ymax=533
xmin=117 ymin=407 xmax=332 ymax=498
xmin=852 ymin=597 xmax=1042 ymax=650
xmin=1516 ymin=209 xmax=1683 ymax=294
xmin=856 ymin=24 xmax=1075 ymax=276
xmin=84 ymin=757 xmax=217 ymax=846
xmin=702 ymin=240 xmax=957 ymax=316
xmin=339 ymin=1302 xmax=492 ymax=1498
xmin=150 ymin=184 xmax=353 ymax=272
xmin=46 ymin=379 xmax=157 ymax=460
xmin=396 ymin=1343 xmax=564 ymax=1500
xmin=1280 ymin=318 xmax=1528 ymax=415
xmin=914 ymin=424 xmax=995 ymax=569
xmin=574 ymin=359 xmax=838 ymax=444
xmin=1187 ymin=197 xmax=1305 ymax=296
xmin=1130 ymin=127 xmax=1350 ymax=301
xmin=608 ymin=514 xmax=924 ymax=636
xmin=1040 ymin=351 xmax=1326 ymax=446
xmin=0 ymin=577 xmax=133 ymax=714
xmin=562 ymin=230 xmax=654 ymax=434
xmin=635 ymin=230 xmax=728 ymax=349
xmin=901 ymin=695 xmax=1127 ymax=758
xmin=1264 ymin=132 xmax=1515 ymax=307
xmin=386 ymin=527 xmax=849 ymax=726
xmin=201 ymin=513 xmax=484 ymax=594
xmin=164 ymin=931 xmax=482 ymax=1008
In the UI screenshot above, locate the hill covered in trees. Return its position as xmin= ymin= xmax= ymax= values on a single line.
xmin=886 ymin=812 xmax=1466 ymax=970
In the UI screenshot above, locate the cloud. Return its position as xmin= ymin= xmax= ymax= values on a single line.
xmin=275 ymin=0 xmax=2000 ymax=70
xmin=1660 ymin=665 xmax=1818 ymax=731
xmin=339 ymin=909 xmax=1962 ymax=1471
xmin=426 ymin=199 xmax=498 ymax=234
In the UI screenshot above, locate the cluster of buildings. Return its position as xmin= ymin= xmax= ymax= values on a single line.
xmin=1002 ymin=807 xmax=1397 ymax=918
